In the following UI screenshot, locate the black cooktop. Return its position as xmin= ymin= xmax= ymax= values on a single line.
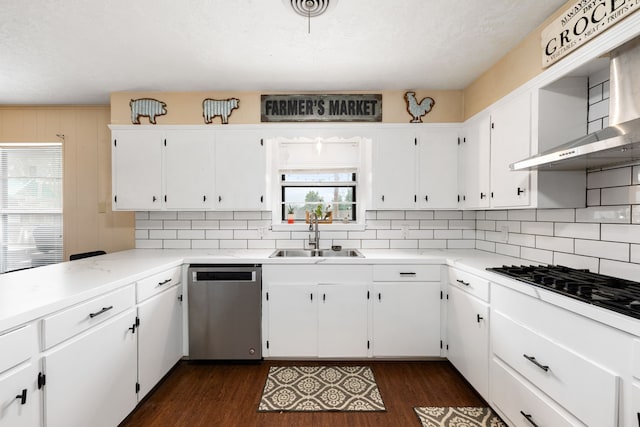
xmin=487 ymin=265 xmax=640 ymax=320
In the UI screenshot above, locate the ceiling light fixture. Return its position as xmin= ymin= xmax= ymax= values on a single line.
xmin=287 ymin=0 xmax=334 ymax=33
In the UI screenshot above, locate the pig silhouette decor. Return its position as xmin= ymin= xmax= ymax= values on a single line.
xmin=405 ymin=91 xmax=435 ymax=123
xmin=130 ymin=98 xmax=167 ymax=124
xmin=203 ymin=98 xmax=239 ymax=124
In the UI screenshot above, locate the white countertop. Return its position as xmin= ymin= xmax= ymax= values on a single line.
xmin=1 ymin=248 xmax=638 ymax=337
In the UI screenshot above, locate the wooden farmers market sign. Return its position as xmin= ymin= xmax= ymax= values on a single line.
xmin=542 ymin=0 xmax=640 ymax=67
xmin=261 ymin=94 xmax=382 ymax=122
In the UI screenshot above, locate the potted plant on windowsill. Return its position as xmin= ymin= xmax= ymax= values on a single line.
xmin=287 ymin=205 xmax=295 ymax=224
xmin=306 ymin=204 xmax=332 ymax=224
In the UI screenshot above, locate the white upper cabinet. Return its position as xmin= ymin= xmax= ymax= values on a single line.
xmin=164 ymin=130 xmax=215 ymax=209
xmin=459 ymin=114 xmax=491 ymax=209
xmin=371 ymin=128 xmax=417 ymax=210
xmin=214 ymin=130 xmax=267 ymax=210
xmin=112 ymin=130 xmax=163 ymax=210
xmin=490 ymin=91 xmax=532 ymax=207
xmin=417 ymin=127 xmax=459 ymax=209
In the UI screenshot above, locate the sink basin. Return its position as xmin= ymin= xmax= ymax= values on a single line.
xmin=269 ymin=249 xmax=364 ymax=258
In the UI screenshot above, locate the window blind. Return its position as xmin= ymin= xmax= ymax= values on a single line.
xmin=0 ymin=143 xmax=63 ymax=273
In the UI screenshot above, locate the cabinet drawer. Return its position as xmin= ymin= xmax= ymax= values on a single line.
xmin=137 ymin=266 xmax=182 ymax=302
xmin=492 ymin=311 xmax=618 ymax=427
xmin=448 ymin=267 xmax=489 ymax=302
xmin=42 ymin=285 xmax=135 ymax=349
xmin=0 ymin=324 xmax=36 ymax=373
xmin=373 ymin=265 xmax=439 ymax=282
xmin=491 ymin=358 xmax=581 ymax=427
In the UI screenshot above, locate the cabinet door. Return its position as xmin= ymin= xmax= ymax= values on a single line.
xmin=447 ymin=285 xmax=489 ymax=400
xmin=112 ymin=130 xmax=163 ymax=210
xmin=164 ymin=130 xmax=215 ymax=209
xmin=490 ymin=92 xmax=531 ymax=207
xmin=372 ymin=282 xmax=440 ymax=357
xmin=137 ymin=284 xmax=183 ymax=400
xmin=266 ymin=284 xmax=317 ymax=357
xmin=0 ymin=362 xmax=39 ymax=427
xmin=43 ymin=309 xmax=138 ymax=427
xmin=215 ymin=131 xmax=266 ymax=210
xmin=372 ymin=129 xmax=417 ymax=209
xmin=318 ymin=284 xmax=368 ymax=358
xmin=460 ymin=115 xmax=491 ymax=209
xmin=418 ymin=128 xmax=459 ymax=209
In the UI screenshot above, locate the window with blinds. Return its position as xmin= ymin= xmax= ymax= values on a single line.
xmin=0 ymin=143 xmax=63 ymax=273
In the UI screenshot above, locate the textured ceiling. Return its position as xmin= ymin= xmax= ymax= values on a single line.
xmin=0 ymin=0 xmax=567 ymax=105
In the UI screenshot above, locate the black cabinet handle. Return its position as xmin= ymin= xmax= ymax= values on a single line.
xmin=378 ymin=293 xmax=381 ymax=301
xmin=456 ymin=279 xmax=470 ymax=286
xmin=128 ymin=324 xmax=136 ymax=333
xmin=218 ymin=196 xmax=222 ymax=202
xmin=517 ymin=187 xmax=526 ymax=195
xmin=381 ymin=195 xmax=385 ymax=202
xmin=260 ymin=195 xmax=264 ymax=203
xmin=310 ymin=293 xmax=313 ymax=301
xmin=480 ymin=192 xmax=486 ymax=199
xmin=158 ymin=278 xmax=171 ymax=286
xmin=520 ymin=411 xmax=539 ymax=427
xmin=203 ymin=195 xmax=207 ymax=202
xmin=523 ymin=354 xmax=549 ymax=372
xmin=477 ymin=314 xmax=484 ymax=323
xmin=15 ymin=389 xmax=27 ymax=405
xmin=322 ymin=293 xmax=326 ymax=302
xmin=400 ymin=272 xmax=417 ymax=276
xmin=152 ymin=196 xmax=157 ymax=202
xmin=38 ymin=372 xmax=46 ymax=389
xmin=89 ymin=305 xmax=113 ymax=318
xmin=424 ymin=195 xmax=428 ymax=202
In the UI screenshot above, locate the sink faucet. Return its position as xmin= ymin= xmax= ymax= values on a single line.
xmin=308 ymin=212 xmax=320 ymax=250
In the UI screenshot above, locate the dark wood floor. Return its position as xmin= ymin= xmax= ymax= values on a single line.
xmin=120 ymin=360 xmax=486 ymax=427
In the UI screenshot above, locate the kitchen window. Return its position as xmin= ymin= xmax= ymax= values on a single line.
xmin=0 ymin=143 xmax=63 ymax=273
xmin=281 ymin=170 xmax=357 ymax=223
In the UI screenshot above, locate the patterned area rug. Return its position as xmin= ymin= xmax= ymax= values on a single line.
xmin=258 ymin=366 xmax=386 ymax=412
xmin=414 ymin=407 xmax=507 ymax=427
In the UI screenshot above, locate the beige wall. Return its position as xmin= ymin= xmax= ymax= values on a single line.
xmin=111 ymin=90 xmax=464 ymax=124
xmin=0 ymin=106 xmax=135 ymax=259
xmin=463 ymin=0 xmax=575 ymax=119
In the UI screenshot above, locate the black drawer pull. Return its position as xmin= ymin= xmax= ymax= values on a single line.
xmin=399 ymin=272 xmax=416 ymax=276
xmin=476 ymin=314 xmax=483 ymax=323
xmin=15 ymin=389 xmax=27 ymax=405
xmin=89 ymin=305 xmax=113 ymax=318
xmin=520 ymin=411 xmax=539 ymax=427
xmin=523 ymin=354 xmax=549 ymax=372
xmin=158 ymin=278 xmax=171 ymax=286
xmin=456 ymin=279 xmax=470 ymax=286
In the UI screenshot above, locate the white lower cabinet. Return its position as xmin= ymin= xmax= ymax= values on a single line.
xmin=445 ymin=268 xmax=490 ymax=400
xmin=137 ymin=284 xmax=183 ymax=400
xmin=0 ymin=323 xmax=39 ymax=427
xmin=265 ymin=283 xmax=317 ymax=358
xmin=317 ymin=283 xmax=368 ymax=358
xmin=43 ymin=309 xmax=138 ymax=427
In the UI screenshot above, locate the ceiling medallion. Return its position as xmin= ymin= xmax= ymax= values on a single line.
xmin=286 ymin=0 xmax=335 ymax=33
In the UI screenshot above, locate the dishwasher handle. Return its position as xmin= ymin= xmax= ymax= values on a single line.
xmin=191 ymin=270 xmax=258 ymax=282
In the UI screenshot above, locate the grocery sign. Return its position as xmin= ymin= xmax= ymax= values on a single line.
xmin=541 ymin=0 xmax=640 ymax=67
xmin=261 ymin=94 xmax=382 ymax=122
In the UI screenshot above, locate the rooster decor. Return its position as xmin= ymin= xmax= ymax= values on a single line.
xmin=405 ymin=91 xmax=435 ymax=123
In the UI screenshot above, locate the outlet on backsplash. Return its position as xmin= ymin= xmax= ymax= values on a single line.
xmin=500 ymin=225 xmax=508 ymax=243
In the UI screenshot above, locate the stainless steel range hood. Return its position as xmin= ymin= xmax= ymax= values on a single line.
xmin=511 ymin=36 xmax=640 ymax=171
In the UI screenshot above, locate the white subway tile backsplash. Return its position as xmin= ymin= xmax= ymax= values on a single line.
xmin=361 ymin=240 xmax=390 ymax=249
xmin=177 ymin=211 xmax=205 ymax=220
xmin=376 ymin=211 xmax=405 ymax=220
xmin=602 ymin=224 xmax=640 ymax=244
xmin=536 ymin=235 xmax=574 ymax=253
xmin=248 ymin=240 xmax=276 ymax=249
xmin=508 ymin=233 xmax=535 ymax=247
xmin=537 ymin=209 xmax=575 ymax=222
xmin=447 ymin=240 xmax=476 ymax=249
xmin=205 ymin=230 xmax=234 ymax=239
xmin=390 ymin=240 xmax=418 ymax=249
xmin=419 ymin=220 xmax=449 ymax=229
xmin=348 ymin=230 xmax=377 ymax=239
xmin=391 ymin=220 xmax=420 ymax=229
xmin=633 ymin=166 xmax=640 ymax=185
xmin=405 ymin=211 xmax=434 ymax=220
xmin=603 ymin=80 xmax=610 ymax=100
xmin=377 ymin=229 xmax=405 ymax=239
xmin=587 ymin=120 xmax=603 ymax=134
xmin=475 ymin=240 xmax=496 ymax=252
xmin=150 ymin=230 xmax=177 ymax=240
xmin=600 ymin=259 xmax=640 ymax=281
xmin=507 ymin=209 xmax=536 ymax=221
xmin=163 ymin=220 xmax=191 ymax=229
xmin=462 ymin=211 xmax=477 ymax=220
xmin=576 ymin=206 xmax=630 ymax=223
xmin=631 ymin=245 xmax=640 ymax=263
xmin=135 ymin=212 xmax=149 ymax=220
xmin=220 ymin=240 xmax=247 ymax=249
xmin=462 ymin=230 xmax=476 ymax=239
xmin=520 ymin=247 xmax=553 ymax=264
xmin=164 ymin=240 xmax=191 ymax=249
xmin=136 ymin=240 xmax=162 ymax=249
xmin=554 ymin=223 xmax=600 ymax=240
xmin=449 ymin=220 xmax=475 ymax=229
xmin=178 ymin=230 xmax=205 ymax=240
xmin=149 ymin=211 xmax=177 ymax=220
xmin=476 ymin=220 xmax=496 ymax=231
xmin=434 ymin=229 xmax=463 ymax=239
xmin=574 ymin=239 xmax=629 ymax=262
xmin=634 ymin=206 xmax=640 ymax=224
xmin=206 ymin=211 xmax=233 ymax=220
xmin=486 ymin=210 xmax=508 ymax=220
xmin=588 ymin=85 xmax=603 ymax=104
xmin=588 ymin=99 xmax=609 ymax=122
xmin=521 ymin=221 xmax=554 ymax=236
xmin=233 ymin=229 xmax=260 ymax=240
xmin=407 ymin=229 xmax=435 ymax=239
xmin=220 ymin=220 xmax=247 ymax=229
xmin=495 ymin=243 xmax=520 ymax=258
xmin=191 ymin=220 xmax=220 ymax=229
xmin=234 ymin=211 xmax=263 ymax=220
xmin=587 ymin=167 xmax=631 ymax=188
xmin=434 ymin=210 xmax=463 ymax=220
xmin=496 ymin=221 xmax=520 ymax=233
xmin=586 ymin=189 xmax=601 ymax=206
xmin=485 ymin=231 xmax=504 ymax=243
xmin=276 ymin=240 xmax=305 ymax=249
xmin=136 ymin=220 xmax=163 ymax=230
xmin=365 ymin=211 xmax=377 ymax=220
xmin=192 ymin=240 xmax=220 ymax=249
xmin=135 ymin=230 xmax=148 ymax=240
xmin=366 ymin=220 xmax=391 ymax=229
xmin=419 ymin=240 xmax=447 ymax=249
xmin=554 ymin=252 xmax=599 ymax=271
xmin=601 ymin=185 xmax=640 ymax=205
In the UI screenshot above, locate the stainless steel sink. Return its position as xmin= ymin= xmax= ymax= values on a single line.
xmin=269 ymin=249 xmax=364 ymax=258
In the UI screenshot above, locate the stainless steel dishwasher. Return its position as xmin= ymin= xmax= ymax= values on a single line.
xmin=188 ymin=264 xmax=262 ymax=360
